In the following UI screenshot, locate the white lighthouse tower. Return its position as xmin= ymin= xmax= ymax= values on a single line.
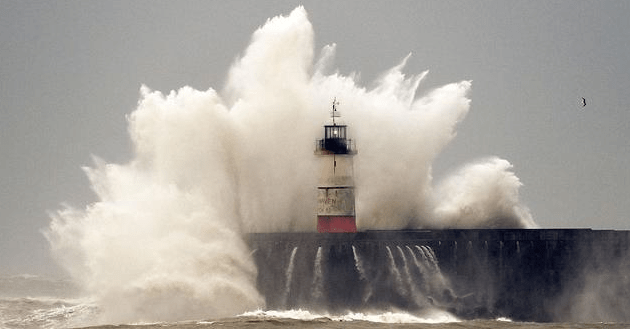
xmin=315 ymin=99 xmax=357 ymax=233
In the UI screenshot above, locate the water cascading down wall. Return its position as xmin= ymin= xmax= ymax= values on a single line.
xmin=247 ymin=229 xmax=630 ymax=322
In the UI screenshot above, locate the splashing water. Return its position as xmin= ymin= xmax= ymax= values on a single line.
xmin=281 ymin=247 xmax=299 ymax=308
xmin=398 ymin=246 xmax=425 ymax=308
xmin=432 ymin=157 xmax=537 ymax=228
xmin=352 ymin=245 xmax=373 ymax=303
xmin=45 ymin=5 xmax=535 ymax=325
xmin=386 ymin=246 xmax=407 ymax=297
xmin=311 ymin=246 xmax=324 ymax=301
xmin=241 ymin=308 xmax=460 ymax=324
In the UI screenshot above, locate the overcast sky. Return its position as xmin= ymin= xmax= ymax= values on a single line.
xmin=2 ymin=1 xmax=630 ymax=277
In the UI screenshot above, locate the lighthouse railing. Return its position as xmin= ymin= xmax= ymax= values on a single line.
xmin=315 ymin=138 xmax=355 ymax=154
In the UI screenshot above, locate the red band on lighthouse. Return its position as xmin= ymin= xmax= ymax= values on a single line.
xmin=317 ymin=216 xmax=357 ymax=233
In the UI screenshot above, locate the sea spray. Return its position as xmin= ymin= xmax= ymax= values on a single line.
xmin=352 ymin=245 xmax=373 ymax=303
xmin=225 ymin=7 xmax=321 ymax=233
xmin=46 ymin=5 xmax=535 ymax=324
xmin=240 ymin=309 xmax=460 ymax=324
xmin=281 ymin=247 xmax=299 ymax=308
xmin=385 ymin=246 xmax=407 ymax=297
xmin=432 ymin=157 xmax=537 ymax=228
xmin=408 ymin=246 xmax=429 ymax=293
xmin=311 ymin=246 xmax=324 ymax=301
xmin=398 ymin=246 xmax=422 ymax=307
xmin=47 ymin=86 xmax=264 ymax=323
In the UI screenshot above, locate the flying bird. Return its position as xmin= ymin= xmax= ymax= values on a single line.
xmin=581 ymin=97 xmax=586 ymax=107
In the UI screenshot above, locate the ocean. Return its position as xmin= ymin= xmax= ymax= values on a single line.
xmin=18 ymin=8 xmax=630 ymax=329
xmin=31 ymin=5 xmax=549 ymax=329
xmin=2 ymin=275 xmax=628 ymax=329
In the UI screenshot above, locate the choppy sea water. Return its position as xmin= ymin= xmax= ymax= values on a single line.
xmin=0 ymin=296 xmax=96 ymax=328
xmin=1 ymin=275 xmax=628 ymax=329
xmin=1 ymin=296 xmax=629 ymax=329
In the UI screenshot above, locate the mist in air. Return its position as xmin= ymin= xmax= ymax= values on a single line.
xmin=46 ymin=6 xmax=535 ymax=324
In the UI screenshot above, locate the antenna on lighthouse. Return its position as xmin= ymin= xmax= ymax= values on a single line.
xmin=331 ymin=97 xmax=340 ymax=125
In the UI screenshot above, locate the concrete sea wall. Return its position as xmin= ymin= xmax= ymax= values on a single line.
xmin=247 ymin=229 xmax=630 ymax=322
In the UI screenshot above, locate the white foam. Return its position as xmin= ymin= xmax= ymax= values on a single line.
xmin=240 ymin=308 xmax=460 ymax=324
xmin=0 ymin=297 xmax=98 ymax=329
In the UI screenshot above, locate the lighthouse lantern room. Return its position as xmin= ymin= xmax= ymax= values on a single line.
xmin=315 ymin=99 xmax=357 ymax=233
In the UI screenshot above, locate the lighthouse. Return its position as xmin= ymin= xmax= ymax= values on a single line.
xmin=315 ymin=99 xmax=357 ymax=233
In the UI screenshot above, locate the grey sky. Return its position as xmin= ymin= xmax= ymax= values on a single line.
xmin=1 ymin=1 xmax=629 ymax=277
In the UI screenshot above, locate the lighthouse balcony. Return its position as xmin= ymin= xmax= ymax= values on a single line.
xmin=315 ymin=138 xmax=355 ymax=155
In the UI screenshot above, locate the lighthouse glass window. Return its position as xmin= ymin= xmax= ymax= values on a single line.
xmin=325 ymin=126 xmax=346 ymax=139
